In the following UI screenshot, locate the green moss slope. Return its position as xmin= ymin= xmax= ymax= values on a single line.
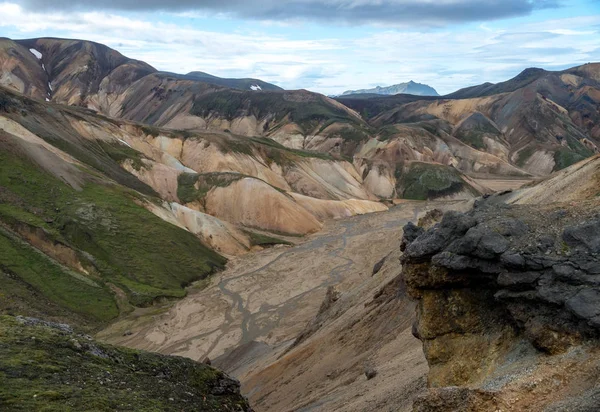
xmin=0 ymin=315 xmax=251 ymax=412
xmin=190 ymin=89 xmax=361 ymax=135
xmin=396 ymin=162 xmax=480 ymax=200
xmin=0 ymin=146 xmax=226 ymax=327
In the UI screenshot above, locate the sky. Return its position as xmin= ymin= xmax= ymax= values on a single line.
xmin=1 ymin=0 xmax=599 ymax=95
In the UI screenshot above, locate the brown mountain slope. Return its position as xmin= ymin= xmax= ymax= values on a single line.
xmin=0 ymin=37 xmax=370 ymax=158
xmin=365 ymin=67 xmax=600 ymax=176
xmin=504 ymin=154 xmax=600 ymax=204
xmin=3 ymin=36 xmax=596 ymax=197
xmin=2 ymin=37 xmax=156 ymax=106
xmin=0 ymin=84 xmax=388 ymax=240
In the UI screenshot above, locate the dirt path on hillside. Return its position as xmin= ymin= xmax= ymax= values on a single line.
xmin=97 ymin=200 xmax=469 ymax=368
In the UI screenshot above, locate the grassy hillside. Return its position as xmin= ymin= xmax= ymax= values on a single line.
xmin=0 ymin=145 xmax=226 ymax=329
xmin=0 ymin=315 xmax=251 ymax=411
xmin=182 ymin=71 xmax=282 ymax=91
xmin=396 ymin=162 xmax=480 ymax=200
xmin=191 ymin=89 xmax=362 ymax=134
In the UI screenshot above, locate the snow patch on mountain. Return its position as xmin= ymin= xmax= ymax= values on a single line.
xmin=29 ymin=49 xmax=42 ymax=60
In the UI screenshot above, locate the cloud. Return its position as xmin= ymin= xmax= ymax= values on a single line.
xmin=17 ymin=0 xmax=559 ymax=26
xmin=0 ymin=3 xmax=598 ymax=95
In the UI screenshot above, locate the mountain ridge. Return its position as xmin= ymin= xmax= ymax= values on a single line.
xmin=1 ymin=36 xmax=599 ymax=189
xmin=342 ymin=80 xmax=440 ymax=97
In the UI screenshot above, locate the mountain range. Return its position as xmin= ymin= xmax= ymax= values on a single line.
xmin=341 ymin=80 xmax=440 ymax=97
xmin=0 ymin=36 xmax=599 ymax=411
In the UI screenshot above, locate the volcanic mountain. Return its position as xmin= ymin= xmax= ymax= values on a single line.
xmin=341 ymin=80 xmax=440 ymax=97
xmin=2 ymin=38 xmax=599 ymax=192
xmin=1 ymin=35 xmax=599 ymax=412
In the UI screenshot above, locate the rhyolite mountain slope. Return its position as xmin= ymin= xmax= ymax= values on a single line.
xmin=0 ymin=36 xmax=486 ymax=201
xmin=0 ymin=37 xmax=369 ymax=156
xmin=340 ymin=65 xmax=600 ymax=177
xmin=1 ymin=36 xmax=599 ymax=199
xmin=342 ymin=80 xmax=440 ymax=97
xmin=0 ymin=316 xmax=251 ymax=412
xmin=0 ymin=82 xmax=395 ymax=335
xmin=3 ymin=37 xmax=487 ymax=200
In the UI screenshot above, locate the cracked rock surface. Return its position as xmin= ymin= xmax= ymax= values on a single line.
xmin=401 ymin=200 xmax=600 ymax=411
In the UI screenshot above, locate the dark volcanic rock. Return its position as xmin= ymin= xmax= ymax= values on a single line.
xmin=364 ymin=367 xmax=378 ymax=380
xmin=404 ymin=211 xmax=477 ymax=259
xmin=563 ymin=218 xmax=600 ymax=253
xmin=372 ymin=255 xmax=387 ymax=276
xmin=401 ymin=203 xmax=600 ymax=389
xmin=400 ymin=221 xmax=424 ymax=251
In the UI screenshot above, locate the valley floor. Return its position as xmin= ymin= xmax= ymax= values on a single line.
xmin=97 ymin=199 xmax=473 ymax=410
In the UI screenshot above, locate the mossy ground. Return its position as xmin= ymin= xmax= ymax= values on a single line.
xmin=553 ymin=135 xmax=593 ymax=170
xmin=0 ymin=226 xmax=118 ymax=324
xmin=243 ymin=230 xmax=292 ymax=247
xmin=190 ymin=89 xmax=357 ymax=135
xmin=397 ymin=162 xmax=478 ymax=200
xmin=516 ymin=146 xmax=536 ymax=167
xmin=0 ymin=315 xmax=251 ymax=412
xmin=177 ymin=172 xmax=245 ymax=204
xmin=0 ymin=147 xmax=226 ymax=328
xmin=455 ymin=130 xmax=486 ymax=150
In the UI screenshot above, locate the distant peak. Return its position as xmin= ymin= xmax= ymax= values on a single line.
xmin=341 ymin=81 xmax=439 ymax=97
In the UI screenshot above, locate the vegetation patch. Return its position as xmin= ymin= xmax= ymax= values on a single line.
xmin=454 ymin=114 xmax=500 ymax=151
xmin=140 ymin=124 xmax=161 ymax=137
xmin=377 ymin=125 xmax=400 ymax=141
xmin=553 ymin=135 xmax=594 ymax=171
xmin=96 ymin=141 xmax=145 ymax=171
xmin=454 ymin=130 xmax=486 ymax=150
xmin=397 ymin=162 xmax=477 ymax=200
xmin=0 ymin=228 xmax=118 ymax=324
xmin=190 ymin=90 xmax=360 ymax=134
xmin=0 ymin=150 xmax=226 ymax=321
xmin=243 ymin=230 xmax=292 ymax=247
xmin=0 ymin=315 xmax=251 ymax=411
xmin=177 ymin=172 xmax=245 ymax=205
xmin=337 ymin=127 xmax=370 ymax=143
xmin=516 ymin=146 xmax=536 ymax=167
xmin=212 ymin=135 xmax=334 ymax=165
xmin=553 ymin=149 xmax=588 ymax=171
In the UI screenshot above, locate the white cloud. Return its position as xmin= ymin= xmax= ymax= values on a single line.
xmin=0 ymin=2 xmax=598 ymax=95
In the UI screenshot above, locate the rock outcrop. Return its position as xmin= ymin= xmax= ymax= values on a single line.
xmin=401 ymin=200 xmax=600 ymax=410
